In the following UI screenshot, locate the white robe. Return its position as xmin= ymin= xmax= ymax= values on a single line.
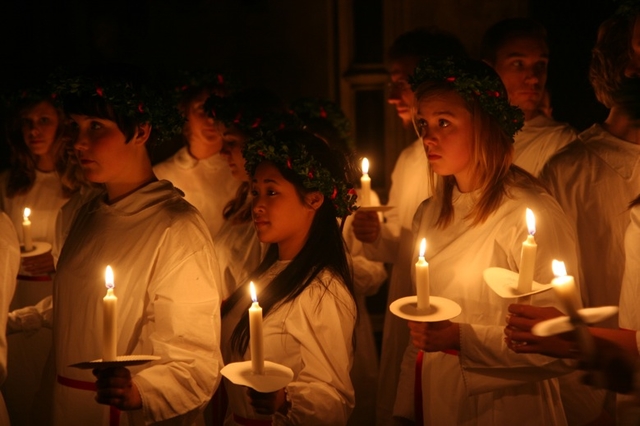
xmin=52 ymin=180 xmax=222 ymax=426
xmin=393 ymin=184 xmax=579 ymax=425
xmin=343 ymin=190 xmax=387 ymax=426
xmin=154 ymin=147 xmax=240 ymax=238
xmin=0 ymin=169 xmax=68 ymax=426
xmin=360 ymin=138 xmax=432 ymax=426
xmin=513 ymin=115 xmax=577 ymax=177
xmin=221 ymin=263 xmax=356 ymax=425
xmin=540 ymin=124 xmax=640 ymax=323
xmin=0 ymin=212 xmax=20 ymax=426
xmin=619 ymin=204 xmax=640 ymax=336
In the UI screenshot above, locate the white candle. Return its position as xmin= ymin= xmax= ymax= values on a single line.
xmin=249 ymin=282 xmax=264 ymax=374
xmin=360 ymin=158 xmax=371 ymax=207
xmin=415 ymin=238 xmax=430 ymax=311
xmin=22 ymin=207 xmax=33 ymax=252
xmin=103 ymin=265 xmax=118 ymax=361
xmin=551 ymin=260 xmax=581 ymax=318
xmin=517 ymin=208 xmax=537 ymax=293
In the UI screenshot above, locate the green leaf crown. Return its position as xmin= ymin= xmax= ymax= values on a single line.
xmin=243 ymin=130 xmax=358 ymax=218
xmin=409 ymin=56 xmax=525 ymax=138
xmin=290 ymin=97 xmax=354 ymax=151
xmin=51 ymin=73 xmax=184 ymax=143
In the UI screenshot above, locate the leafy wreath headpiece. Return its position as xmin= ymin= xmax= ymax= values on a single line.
xmin=290 ymin=97 xmax=354 ymax=151
xmin=51 ymin=73 xmax=184 ymax=143
xmin=243 ymin=130 xmax=358 ymax=218
xmin=204 ymin=94 xmax=301 ymax=134
xmin=172 ymin=69 xmax=243 ymax=101
xmin=409 ymin=56 xmax=524 ymax=138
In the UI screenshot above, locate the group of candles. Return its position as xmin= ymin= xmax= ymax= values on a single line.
xmin=413 ymin=207 xmax=580 ymax=314
xmin=98 ymin=267 xmax=268 ymax=371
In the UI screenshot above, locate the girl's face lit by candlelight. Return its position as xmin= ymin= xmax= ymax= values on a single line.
xmin=219 ymin=124 xmax=249 ymax=182
xmin=21 ymin=100 xmax=59 ymax=160
xmin=415 ymin=91 xmax=475 ymax=192
xmin=251 ymin=161 xmax=321 ymax=260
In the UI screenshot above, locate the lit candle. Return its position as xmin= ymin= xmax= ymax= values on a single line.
xmin=103 ymin=265 xmax=118 ymax=361
xmin=415 ymin=238 xmax=430 ymax=311
xmin=551 ymin=260 xmax=580 ymax=318
xmin=360 ymin=158 xmax=371 ymax=207
xmin=517 ymin=208 xmax=537 ymax=293
xmin=249 ymin=282 xmax=264 ymax=374
xmin=22 ymin=207 xmax=33 ymax=252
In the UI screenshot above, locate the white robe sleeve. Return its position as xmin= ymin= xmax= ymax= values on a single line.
xmin=273 ymin=280 xmax=356 ymax=426
xmin=0 ymin=213 xmax=20 ymax=382
xmin=131 ymin=224 xmax=223 ymax=425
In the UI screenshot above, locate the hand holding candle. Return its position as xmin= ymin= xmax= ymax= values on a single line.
xmin=360 ymin=158 xmax=371 ymax=207
xmin=415 ymin=238 xmax=430 ymax=311
xmin=103 ymin=265 xmax=118 ymax=361
xmin=22 ymin=207 xmax=33 ymax=252
xmin=517 ymin=208 xmax=537 ymax=293
xmin=249 ymin=282 xmax=265 ymax=374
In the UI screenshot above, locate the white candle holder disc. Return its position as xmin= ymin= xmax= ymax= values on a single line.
xmin=221 ymin=360 xmax=294 ymax=393
xmin=389 ymin=296 xmax=461 ymax=322
xmin=70 ymin=354 xmax=161 ymax=369
xmin=483 ymin=267 xmax=552 ymax=298
xmin=19 ymin=241 xmax=52 ymax=276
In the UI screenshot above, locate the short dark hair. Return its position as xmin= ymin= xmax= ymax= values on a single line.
xmin=480 ymin=18 xmax=548 ymax=64
xmin=388 ymin=27 xmax=467 ymax=62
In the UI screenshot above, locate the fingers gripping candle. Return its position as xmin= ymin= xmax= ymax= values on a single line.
xmin=517 ymin=208 xmax=537 ymax=293
xmin=249 ymin=282 xmax=264 ymax=374
xmin=416 ymin=238 xmax=430 ymax=311
xmin=22 ymin=207 xmax=33 ymax=252
xmin=360 ymin=158 xmax=371 ymax=207
xmin=103 ymin=266 xmax=118 ymax=361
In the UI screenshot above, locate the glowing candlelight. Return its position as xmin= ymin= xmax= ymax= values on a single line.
xmin=103 ymin=265 xmax=118 ymax=361
xmin=249 ymin=282 xmax=264 ymax=374
xmin=415 ymin=238 xmax=430 ymax=311
xmin=551 ymin=260 xmax=580 ymax=318
xmin=517 ymin=208 xmax=537 ymax=293
xmin=22 ymin=207 xmax=33 ymax=252
xmin=360 ymin=158 xmax=371 ymax=207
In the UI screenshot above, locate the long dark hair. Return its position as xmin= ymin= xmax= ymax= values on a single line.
xmin=221 ymin=130 xmax=356 ymax=356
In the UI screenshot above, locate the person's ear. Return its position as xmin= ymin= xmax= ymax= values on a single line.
xmin=305 ymin=191 xmax=324 ymax=211
xmin=132 ymin=123 xmax=152 ymax=146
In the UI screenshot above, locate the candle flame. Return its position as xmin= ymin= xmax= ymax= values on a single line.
xmin=23 ymin=207 xmax=31 ymax=219
xmin=249 ymin=281 xmax=257 ymax=303
xmin=419 ymin=238 xmax=427 ymax=258
xmin=361 ymin=157 xmax=369 ymax=175
xmin=105 ymin=265 xmax=114 ymax=289
xmin=526 ymin=208 xmax=535 ymax=235
xmin=551 ymin=260 xmax=567 ymax=277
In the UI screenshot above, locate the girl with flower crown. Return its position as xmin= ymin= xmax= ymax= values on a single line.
xmin=153 ymin=71 xmax=240 ymax=239
xmin=0 ymin=87 xmax=86 ymax=425
xmin=48 ymin=65 xmax=223 ymax=426
xmin=205 ymin=88 xmax=291 ymax=302
xmin=220 ymin=129 xmax=357 ymax=425
xmin=392 ymin=57 xmax=580 ymax=425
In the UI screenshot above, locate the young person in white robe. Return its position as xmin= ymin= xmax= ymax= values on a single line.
xmin=205 ymin=89 xmax=292 ymax=301
xmin=48 ymin=66 xmax=223 ymax=426
xmin=350 ymin=28 xmax=467 ymax=426
xmin=392 ymin=56 xmax=579 ymax=425
xmin=0 ymin=213 xmax=20 ymax=426
xmin=220 ymin=129 xmax=357 ymax=425
xmin=481 ymin=18 xmax=577 ymax=177
xmin=153 ymin=71 xmax=240 ymax=238
xmin=291 ymin=97 xmax=388 ymax=426
xmin=0 ymin=89 xmax=84 ymax=426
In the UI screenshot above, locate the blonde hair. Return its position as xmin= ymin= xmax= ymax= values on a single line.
xmin=415 ymin=82 xmax=541 ymax=227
